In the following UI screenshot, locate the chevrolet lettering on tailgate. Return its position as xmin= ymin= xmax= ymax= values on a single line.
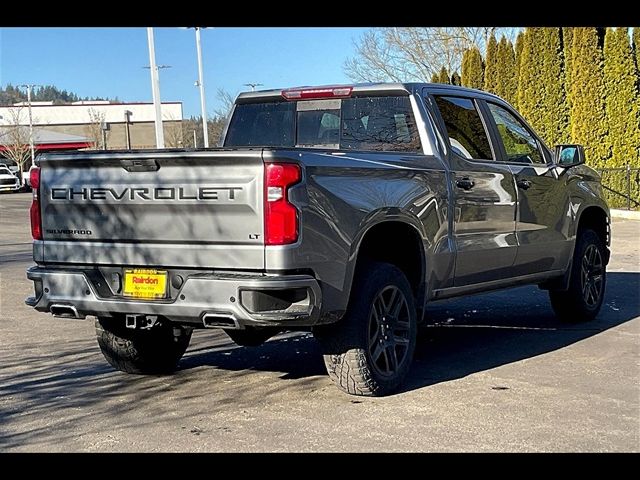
xmin=49 ymin=186 xmax=243 ymax=201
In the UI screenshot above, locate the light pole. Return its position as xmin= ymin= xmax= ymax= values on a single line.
xmin=18 ymin=84 xmax=39 ymax=168
xmin=146 ymin=27 xmax=165 ymax=149
xmin=193 ymin=27 xmax=210 ymax=148
xmin=244 ymin=83 xmax=263 ymax=92
xmin=124 ymin=110 xmax=133 ymax=150
xmin=142 ymin=63 xmax=171 ymax=145
xmin=100 ymin=121 xmax=110 ymax=150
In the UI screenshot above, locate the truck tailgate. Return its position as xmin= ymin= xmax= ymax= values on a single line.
xmin=38 ymin=150 xmax=265 ymax=269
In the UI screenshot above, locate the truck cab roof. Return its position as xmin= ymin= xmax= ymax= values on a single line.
xmin=236 ymin=82 xmax=505 ymax=104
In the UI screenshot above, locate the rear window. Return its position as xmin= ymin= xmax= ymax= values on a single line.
xmin=223 ymin=102 xmax=295 ymax=147
xmin=224 ymin=95 xmax=421 ymax=153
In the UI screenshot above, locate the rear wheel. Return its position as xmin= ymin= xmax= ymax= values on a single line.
xmin=314 ymin=262 xmax=417 ymax=396
xmin=96 ymin=317 xmax=192 ymax=374
xmin=549 ymin=228 xmax=606 ymax=322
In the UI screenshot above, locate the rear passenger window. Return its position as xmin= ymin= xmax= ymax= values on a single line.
xmin=341 ymin=96 xmax=421 ymax=152
xmin=433 ymin=96 xmax=493 ymax=160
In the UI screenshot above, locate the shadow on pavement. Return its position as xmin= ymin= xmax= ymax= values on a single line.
xmin=180 ymin=272 xmax=639 ymax=391
xmin=0 ymin=272 xmax=637 ymax=449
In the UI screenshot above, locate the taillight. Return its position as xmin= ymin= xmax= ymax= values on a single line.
xmin=264 ymin=163 xmax=301 ymax=245
xmin=281 ymin=86 xmax=353 ymax=100
xmin=30 ymin=167 xmax=42 ymax=240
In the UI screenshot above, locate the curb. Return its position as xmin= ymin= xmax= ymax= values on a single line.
xmin=610 ymin=209 xmax=640 ymax=220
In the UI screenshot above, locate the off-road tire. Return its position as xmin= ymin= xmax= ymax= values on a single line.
xmin=549 ymin=228 xmax=607 ymax=322
xmin=314 ymin=261 xmax=417 ymax=396
xmin=96 ymin=317 xmax=192 ymax=374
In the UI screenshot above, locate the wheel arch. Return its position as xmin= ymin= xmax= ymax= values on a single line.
xmin=344 ymin=215 xmax=428 ymax=321
xmin=576 ymin=205 xmax=610 ymax=253
xmin=543 ymin=204 xmax=611 ymax=292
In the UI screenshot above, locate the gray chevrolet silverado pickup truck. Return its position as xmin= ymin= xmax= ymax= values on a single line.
xmin=26 ymin=83 xmax=610 ymax=396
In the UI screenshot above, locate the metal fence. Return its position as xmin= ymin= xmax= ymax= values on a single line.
xmin=597 ymin=166 xmax=640 ymax=211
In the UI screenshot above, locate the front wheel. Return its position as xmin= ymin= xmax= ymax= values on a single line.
xmin=96 ymin=317 xmax=192 ymax=374
xmin=549 ymin=228 xmax=607 ymax=322
xmin=314 ymin=262 xmax=417 ymax=396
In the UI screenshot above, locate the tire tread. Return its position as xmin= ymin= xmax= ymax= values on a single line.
xmin=96 ymin=318 xmax=191 ymax=375
xmin=315 ymin=261 xmax=416 ymax=396
xmin=549 ymin=228 xmax=606 ymax=322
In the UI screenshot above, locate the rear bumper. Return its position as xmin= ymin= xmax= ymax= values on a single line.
xmin=25 ymin=266 xmax=322 ymax=328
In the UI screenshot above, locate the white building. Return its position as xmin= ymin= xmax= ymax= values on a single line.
xmin=0 ymin=101 xmax=184 ymax=150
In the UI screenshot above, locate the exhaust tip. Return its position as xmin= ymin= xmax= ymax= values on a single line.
xmin=50 ymin=304 xmax=82 ymax=319
xmin=202 ymin=313 xmax=239 ymax=329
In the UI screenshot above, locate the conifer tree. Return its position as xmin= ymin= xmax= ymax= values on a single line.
xmin=438 ymin=66 xmax=450 ymax=84
xmin=517 ymin=28 xmax=545 ymax=138
xmin=484 ymin=33 xmax=499 ymax=93
xmin=603 ymin=27 xmax=640 ymax=172
xmin=430 ymin=72 xmax=439 ymax=83
xmin=451 ymin=71 xmax=461 ymax=86
xmin=495 ymin=36 xmax=517 ymax=105
xmin=515 ymin=31 xmax=525 ymax=76
xmin=514 ymin=31 xmax=525 ymax=109
xmin=461 ymin=47 xmax=484 ymax=89
xmin=461 ymin=51 xmax=469 ymax=85
xmin=570 ymin=27 xmax=610 ymax=169
xmin=633 ymin=27 xmax=640 ymax=78
xmin=562 ymin=27 xmax=574 ymax=139
xmin=516 ymin=28 xmax=568 ymax=146
xmin=542 ymin=27 xmax=569 ymax=145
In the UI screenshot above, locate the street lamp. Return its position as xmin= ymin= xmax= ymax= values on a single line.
xmin=142 ymin=62 xmax=171 ymax=149
xmin=244 ymin=83 xmax=263 ymax=92
xmin=18 ymin=84 xmax=40 ymax=168
xmin=146 ymin=27 xmax=166 ymax=149
xmin=124 ymin=110 xmax=133 ymax=150
xmin=189 ymin=27 xmax=210 ymax=148
xmin=100 ymin=121 xmax=110 ymax=150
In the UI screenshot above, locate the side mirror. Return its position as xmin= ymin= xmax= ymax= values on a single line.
xmin=555 ymin=144 xmax=585 ymax=168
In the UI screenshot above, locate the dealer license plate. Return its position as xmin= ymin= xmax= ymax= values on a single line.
xmin=123 ymin=269 xmax=168 ymax=299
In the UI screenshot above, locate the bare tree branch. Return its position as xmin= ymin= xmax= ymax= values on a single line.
xmin=0 ymin=107 xmax=32 ymax=183
xmin=162 ymin=112 xmax=184 ymax=148
xmin=85 ymin=108 xmax=108 ymax=149
xmin=214 ymin=88 xmax=235 ymax=119
xmin=344 ymin=27 xmax=518 ymax=83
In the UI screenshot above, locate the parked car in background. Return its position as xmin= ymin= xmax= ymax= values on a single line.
xmin=0 ymin=161 xmax=20 ymax=176
xmin=0 ymin=166 xmax=21 ymax=193
xmin=0 ymin=161 xmax=32 ymax=191
xmin=22 ymin=164 xmax=37 ymax=191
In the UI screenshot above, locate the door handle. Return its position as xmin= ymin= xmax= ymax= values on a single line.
xmin=455 ymin=177 xmax=475 ymax=190
xmin=516 ymin=179 xmax=532 ymax=190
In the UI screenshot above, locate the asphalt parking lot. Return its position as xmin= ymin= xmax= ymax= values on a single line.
xmin=1 ymin=192 xmax=638 ymax=452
